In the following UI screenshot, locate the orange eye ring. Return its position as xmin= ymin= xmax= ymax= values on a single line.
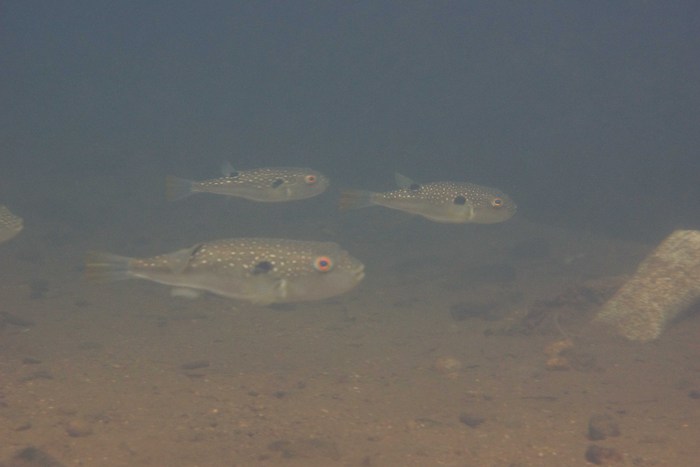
xmin=304 ymin=174 xmax=317 ymax=185
xmin=491 ymin=197 xmax=504 ymax=208
xmin=313 ymin=256 xmax=333 ymax=272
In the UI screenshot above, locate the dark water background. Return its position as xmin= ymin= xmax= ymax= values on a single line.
xmin=2 ymin=1 xmax=699 ymax=243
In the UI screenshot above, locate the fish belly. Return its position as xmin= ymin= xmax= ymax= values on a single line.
xmin=133 ymin=270 xmax=282 ymax=304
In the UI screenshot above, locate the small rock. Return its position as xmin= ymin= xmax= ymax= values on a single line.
xmin=18 ymin=370 xmax=54 ymax=383
xmin=432 ymin=356 xmax=462 ymax=376
xmin=180 ymin=360 xmax=210 ymax=370
xmin=545 ymin=355 xmax=571 ymax=371
xmin=458 ymin=413 xmax=485 ymax=428
xmin=544 ymin=339 xmax=574 ymax=371
xmin=267 ymin=438 xmax=340 ymax=461
xmin=584 ymin=444 xmax=623 ymax=464
xmin=15 ymin=421 xmax=32 ymax=431
xmin=10 ymin=446 xmax=66 ymax=467
xmin=65 ymin=419 xmax=93 ymax=437
xmin=588 ymin=414 xmax=620 ymax=441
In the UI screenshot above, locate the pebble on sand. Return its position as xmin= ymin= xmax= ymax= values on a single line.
xmin=588 ymin=413 xmax=620 ymax=441
xmin=65 ymin=419 xmax=93 ymax=437
xmin=584 ymin=444 xmax=623 ymax=464
xmin=432 ymin=356 xmax=462 ymax=378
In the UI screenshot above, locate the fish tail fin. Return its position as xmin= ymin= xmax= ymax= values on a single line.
xmin=165 ymin=175 xmax=194 ymax=201
xmin=84 ymin=252 xmax=134 ymax=282
xmin=339 ymin=190 xmax=375 ymax=210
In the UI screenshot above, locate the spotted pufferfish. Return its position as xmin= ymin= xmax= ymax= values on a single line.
xmin=85 ymin=238 xmax=364 ymax=305
xmin=339 ymin=173 xmax=516 ymax=224
xmin=166 ymin=165 xmax=329 ymax=202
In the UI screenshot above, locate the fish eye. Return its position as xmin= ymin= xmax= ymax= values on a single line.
xmin=304 ymin=174 xmax=317 ymax=184
xmin=313 ymin=256 xmax=333 ymax=272
xmin=271 ymin=178 xmax=285 ymax=188
xmin=453 ymin=195 xmax=467 ymax=205
xmin=252 ymin=261 xmax=274 ymax=275
xmin=491 ymin=197 xmax=504 ymax=208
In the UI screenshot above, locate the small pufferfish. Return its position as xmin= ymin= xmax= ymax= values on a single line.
xmin=166 ymin=164 xmax=329 ymax=202
xmin=339 ymin=173 xmax=516 ymax=224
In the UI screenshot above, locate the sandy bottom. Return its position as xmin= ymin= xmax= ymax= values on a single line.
xmin=1 ymin=212 xmax=699 ymax=467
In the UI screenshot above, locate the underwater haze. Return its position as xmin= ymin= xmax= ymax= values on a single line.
xmin=2 ymin=1 xmax=698 ymax=239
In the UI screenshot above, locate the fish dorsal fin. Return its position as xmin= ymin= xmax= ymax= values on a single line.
xmin=221 ymin=161 xmax=236 ymax=177
xmin=167 ymin=244 xmax=203 ymax=274
xmin=394 ymin=173 xmax=415 ymax=188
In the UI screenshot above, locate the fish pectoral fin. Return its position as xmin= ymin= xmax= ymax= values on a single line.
xmin=283 ymin=185 xmax=294 ymax=198
xmin=462 ymin=203 xmax=476 ymax=221
xmin=394 ymin=173 xmax=415 ymax=188
xmin=274 ymin=278 xmax=288 ymax=298
xmin=249 ymin=278 xmax=287 ymax=306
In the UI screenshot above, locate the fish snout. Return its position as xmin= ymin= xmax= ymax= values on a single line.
xmin=353 ymin=264 xmax=366 ymax=282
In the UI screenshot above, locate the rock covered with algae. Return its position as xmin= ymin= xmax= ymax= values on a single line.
xmin=595 ymin=229 xmax=700 ymax=342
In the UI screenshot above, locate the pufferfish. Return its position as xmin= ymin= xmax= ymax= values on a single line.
xmin=339 ymin=173 xmax=516 ymax=224
xmin=166 ymin=164 xmax=329 ymax=202
xmin=85 ymin=238 xmax=364 ymax=305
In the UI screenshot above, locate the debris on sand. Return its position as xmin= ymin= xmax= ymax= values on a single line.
xmin=596 ymin=230 xmax=700 ymax=342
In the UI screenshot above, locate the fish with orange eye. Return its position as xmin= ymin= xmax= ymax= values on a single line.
xmin=85 ymin=238 xmax=364 ymax=305
xmin=166 ymin=164 xmax=330 ymax=202
xmin=340 ymin=173 xmax=516 ymax=224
